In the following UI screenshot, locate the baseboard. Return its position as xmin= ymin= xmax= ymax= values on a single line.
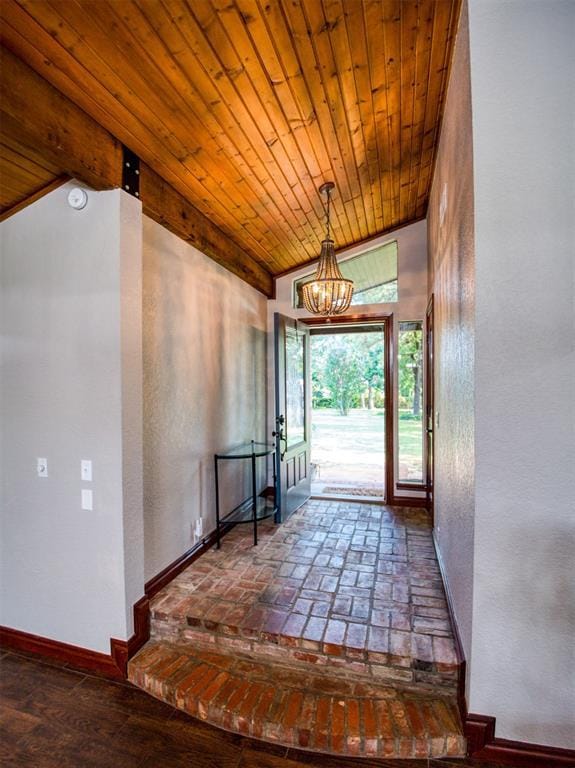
xmin=110 ymin=594 xmax=150 ymax=676
xmin=432 ymin=530 xmax=467 ymax=720
xmin=388 ymin=494 xmax=428 ymax=508
xmin=0 ymin=625 xmax=124 ymax=680
xmin=466 ymin=714 xmax=575 ymax=766
xmin=432 ymin=532 xmax=575 ymax=766
xmin=144 ymin=525 xmax=229 ymax=599
xmin=1 ymin=594 xmax=150 ymax=680
xmin=0 ymin=526 xmax=233 ymax=681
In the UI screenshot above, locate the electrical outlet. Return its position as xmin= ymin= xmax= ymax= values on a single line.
xmin=195 ymin=518 xmax=203 ymax=538
xmin=37 ymin=458 xmax=48 ymax=478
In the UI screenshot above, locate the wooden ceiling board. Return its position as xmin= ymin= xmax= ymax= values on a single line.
xmin=0 ymin=0 xmax=461 ymax=276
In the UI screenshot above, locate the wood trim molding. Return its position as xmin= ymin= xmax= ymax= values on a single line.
xmin=388 ymin=496 xmax=429 ymax=509
xmin=432 ymin=530 xmax=467 ymax=720
xmin=0 ymin=625 xmax=123 ymax=680
xmin=0 ymin=522 xmax=232 ymax=682
xmin=145 ymin=527 xmax=227 ymax=600
xmin=0 ymin=596 xmax=149 ymax=680
xmin=395 ymin=481 xmax=428 ymax=492
xmin=0 ymin=44 xmax=273 ymax=297
xmin=0 ymin=175 xmax=70 ymax=222
xmin=140 ymin=164 xmax=273 ymax=297
xmin=110 ymin=595 xmax=150 ymax=676
xmin=433 ymin=532 xmax=575 ymax=766
xmin=299 ymin=313 xmax=394 ymax=504
xmin=465 ymin=715 xmax=575 ymax=766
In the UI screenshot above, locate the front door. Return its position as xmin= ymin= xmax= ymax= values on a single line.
xmin=274 ymin=313 xmax=311 ymax=521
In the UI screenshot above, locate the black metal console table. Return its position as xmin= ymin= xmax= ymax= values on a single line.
xmin=214 ymin=440 xmax=277 ymax=547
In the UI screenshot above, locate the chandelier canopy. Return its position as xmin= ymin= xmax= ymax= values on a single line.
xmin=302 ymin=182 xmax=353 ymax=316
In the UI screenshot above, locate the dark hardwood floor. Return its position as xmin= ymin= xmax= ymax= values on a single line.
xmin=0 ymin=650 xmax=507 ymax=767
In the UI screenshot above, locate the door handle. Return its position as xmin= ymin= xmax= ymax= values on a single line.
xmin=273 ymin=415 xmax=287 ymax=460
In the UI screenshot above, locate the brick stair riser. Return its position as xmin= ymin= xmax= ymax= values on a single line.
xmin=128 ymin=662 xmax=465 ymax=760
xmin=150 ymin=618 xmax=458 ymax=695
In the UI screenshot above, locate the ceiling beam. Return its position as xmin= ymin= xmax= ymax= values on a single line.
xmin=0 ymin=45 xmax=273 ymax=296
xmin=0 ymin=45 xmax=121 ymax=190
xmin=140 ymin=165 xmax=273 ymax=296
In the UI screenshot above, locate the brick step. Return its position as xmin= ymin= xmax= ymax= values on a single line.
xmin=128 ymin=640 xmax=466 ymax=760
xmin=150 ymin=603 xmax=459 ymax=694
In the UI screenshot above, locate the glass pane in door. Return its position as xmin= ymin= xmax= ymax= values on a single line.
xmin=398 ymin=321 xmax=424 ymax=482
xmin=285 ymin=326 xmax=305 ymax=448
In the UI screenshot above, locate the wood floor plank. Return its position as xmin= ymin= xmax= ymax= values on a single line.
xmin=0 ymin=652 xmax=506 ymax=767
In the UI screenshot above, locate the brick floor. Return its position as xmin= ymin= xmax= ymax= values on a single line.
xmin=129 ymin=500 xmax=465 ymax=758
xmin=128 ymin=642 xmax=466 ymax=759
xmin=149 ymin=500 xmax=459 ymax=692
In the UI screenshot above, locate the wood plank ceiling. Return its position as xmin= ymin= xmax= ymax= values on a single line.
xmin=0 ymin=0 xmax=461 ymax=278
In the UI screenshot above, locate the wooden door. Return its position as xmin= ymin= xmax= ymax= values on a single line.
xmin=274 ymin=313 xmax=311 ymax=521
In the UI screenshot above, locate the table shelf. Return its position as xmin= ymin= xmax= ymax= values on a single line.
xmin=214 ymin=439 xmax=277 ymax=547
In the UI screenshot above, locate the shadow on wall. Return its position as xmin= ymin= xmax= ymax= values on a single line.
xmin=142 ymin=216 xmax=268 ymax=580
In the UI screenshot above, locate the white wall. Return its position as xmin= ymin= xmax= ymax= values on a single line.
xmin=270 ymin=219 xmax=429 ymax=498
xmin=468 ymin=0 xmax=575 ymax=747
xmin=142 ymin=216 xmax=268 ymax=581
xmin=427 ymin=0 xmax=476 ymax=673
xmin=0 ymin=182 xmax=145 ymax=653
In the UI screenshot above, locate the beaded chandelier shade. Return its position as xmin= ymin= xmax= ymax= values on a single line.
xmin=302 ymin=182 xmax=354 ymax=316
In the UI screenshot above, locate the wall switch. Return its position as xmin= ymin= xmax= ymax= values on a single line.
xmin=37 ymin=458 xmax=48 ymax=478
xmin=81 ymin=489 xmax=93 ymax=511
xmin=81 ymin=460 xmax=92 ymax=482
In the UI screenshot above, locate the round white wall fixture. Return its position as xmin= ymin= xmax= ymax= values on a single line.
xmin=67 ymin=187 xmax=88 ymax=210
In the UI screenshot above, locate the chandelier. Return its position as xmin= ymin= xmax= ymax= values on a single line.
xmin=302 ymin=182 xmax=354 ymax=316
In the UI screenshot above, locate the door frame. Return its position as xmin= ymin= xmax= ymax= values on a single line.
xmin=300 ymin=313 xmax=394 ymax=504
xmin=425 ymin=295 xmax=435 ymax=524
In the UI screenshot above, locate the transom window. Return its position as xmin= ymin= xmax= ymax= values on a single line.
xmin=293 ymin=240 xmax=398 ymax=309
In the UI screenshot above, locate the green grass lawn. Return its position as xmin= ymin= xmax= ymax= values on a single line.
xmin=311 ymin=407 xmax=423 ymax=483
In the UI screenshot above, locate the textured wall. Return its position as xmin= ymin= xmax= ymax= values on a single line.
xmin=468 ymin=0 xmax=575 ymax=747
xmin=0 ymin=183 xmax=144 ymax=652
xmin=427 ymin=0 xmax=476 ymax=673
xmin=142 ymin=216 xmax=268 ymax=581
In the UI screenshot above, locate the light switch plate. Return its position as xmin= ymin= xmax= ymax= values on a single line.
xmin=81 ymin=489 xmax=93 ymax=511
xmin=81 ymin=460 xmax=92 ymax=482
xmin=37 ymin=458 xmax=48 ymax=478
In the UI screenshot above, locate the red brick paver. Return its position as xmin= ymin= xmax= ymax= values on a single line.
xmin=149 ymin=500 xmax=459 ymax=692
xmin=130 ymin=500 xmax=466 ymax=758
xmin=128 ymin=641 xmax=465 ymax=759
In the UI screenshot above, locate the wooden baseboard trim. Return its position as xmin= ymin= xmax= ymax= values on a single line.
xmin=0 ymin=625 xmax=123 ymax=680
xmin=388 ymin=495 xmax=429 ymax=508
xmin=0 ymin=528 xmax=230 ymax=680
xmin=432 ymin=531 xmax=467 ymax=721
xmin=432 ymin=533 xmax=575 ymax=766
xmin=144 ymin=526 xmax=228 ymax=599
xmin=0 ymin=594 xmax=150 ymax=680
xmin=110 ymin=595 xmax=150 ymax=676
xmin=466 ymin=714 xmax=575 ymax=766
